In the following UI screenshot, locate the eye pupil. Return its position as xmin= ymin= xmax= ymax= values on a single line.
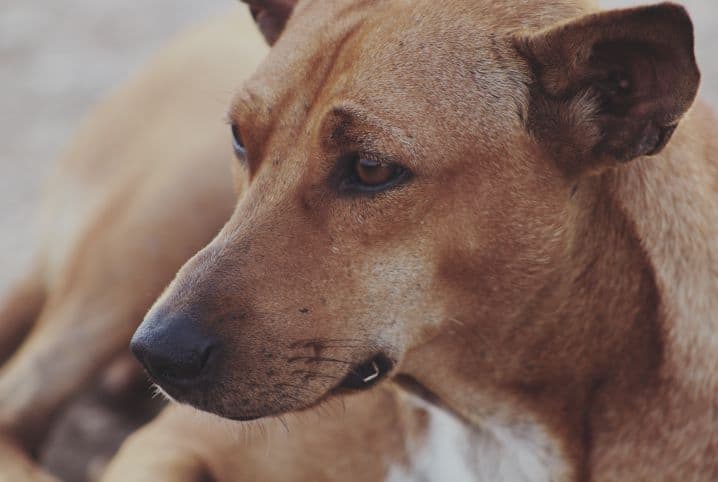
xmin=355 ymin=157 xmax=394 ymax=186
xmin=231 ymin=125 xmax=246 ymax=157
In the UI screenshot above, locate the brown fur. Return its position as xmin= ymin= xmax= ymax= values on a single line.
xmin=2 ymin=1 xmax=716 ymax=481
xmin=131 ymin=0 xmax=718 ymax=480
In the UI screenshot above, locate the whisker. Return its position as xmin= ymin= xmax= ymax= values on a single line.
xmin=317 ymin=343 xmax=369 ymax=349
xmin=277 ymin=415 xmax=290 ymax=434
xmin=290 ymin=370 xmax=340 ymax=381
xmin=287 ymin=356 xmax=354 ymax=365
xmin=282 ymin=393 xmax=305 ymax=406
xmin=277 ymin=382 xmax=317 ymax=394
xmin=289 ymin=338 xmax=367 ymax=349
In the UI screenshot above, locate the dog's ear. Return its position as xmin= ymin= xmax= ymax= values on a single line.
xmin=516 ymin=3 xmax=700 ymax=175
xmin=241 ymin=0 xmax=297 ymax=45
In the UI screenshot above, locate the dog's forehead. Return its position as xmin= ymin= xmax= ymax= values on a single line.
xmin=240 ymin=0 xmax=593 ymax=158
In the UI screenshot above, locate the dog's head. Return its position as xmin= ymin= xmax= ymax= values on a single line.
xmin=131 ymin=0 xmax=699 ymax=420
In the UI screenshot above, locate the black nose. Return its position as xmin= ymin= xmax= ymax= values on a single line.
xmin=130 ymin=313 xmax=218 ymax=386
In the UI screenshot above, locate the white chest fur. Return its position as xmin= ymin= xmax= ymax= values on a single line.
xmin=386 ymin=396 xmax=566 ymax=482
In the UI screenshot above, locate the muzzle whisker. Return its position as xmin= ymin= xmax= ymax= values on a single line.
xmin=278 ymin=382 xmax=320 ymax=395
xmin=290 ymin=369 xmax=340 ymax=381
xmin=287 ymin=356 xmax=354 ymax=365
xmin=277 ymin=415 xmax=290 ymax=434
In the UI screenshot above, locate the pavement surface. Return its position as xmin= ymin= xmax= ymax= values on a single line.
xmin=0 ymin=1 xmax=716 ymax=480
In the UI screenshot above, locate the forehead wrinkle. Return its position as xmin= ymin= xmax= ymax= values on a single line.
xmin=231 ymin=2 xmax=377 ymax=171
xmin=300 ymin=23 xmax=363 ymax=124
xmin=325 ymin=105 xmax=418 ymax=159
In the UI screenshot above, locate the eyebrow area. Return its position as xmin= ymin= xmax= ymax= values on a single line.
xmin=320 ymin=104 xmax=417 ymax=163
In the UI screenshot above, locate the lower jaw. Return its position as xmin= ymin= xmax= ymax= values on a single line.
xmin=171 ymin=354 xmax=396 ymax=422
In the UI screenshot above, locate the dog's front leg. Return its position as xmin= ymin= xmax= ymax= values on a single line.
xmin=0 ymin=294 xmax=140 ymax=452
xmin=0 ymin=269 xmax=46 ymax=365
xmin=101 ymin=406 xmax=219 ymax=482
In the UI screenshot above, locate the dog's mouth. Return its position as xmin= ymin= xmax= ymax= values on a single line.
xmin=228 ymin=354 xmax=394 ymax=422
xmin=163 ymin=353 xmax=395 ymax=423
xmin=332 ymin=353 xmax=394 ymax=393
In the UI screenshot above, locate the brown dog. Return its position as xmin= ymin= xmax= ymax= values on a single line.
xmin=0 ymin=9 xmax=268 ymax=480
xmin=125 ymin=0 xmax=718 ymax=480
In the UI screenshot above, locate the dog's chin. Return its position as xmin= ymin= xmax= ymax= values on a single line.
xmin=153 ymin=353 xmax=395 ymax=422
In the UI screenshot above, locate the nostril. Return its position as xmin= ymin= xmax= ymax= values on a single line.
xmin=200 ymin=343 xmax=216 ymax=372
xmin=129 ymin=319 xmax=220 ymax=386
xmin=144 ymin=342 xmax=217 ymax=385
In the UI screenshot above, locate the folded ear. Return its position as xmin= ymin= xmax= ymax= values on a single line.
xmin=516 ymin=2 xmax=700 ymax=175
xmin=241 ymin=0 xmax=297 ymax=45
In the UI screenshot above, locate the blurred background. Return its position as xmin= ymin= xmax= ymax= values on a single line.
xmin=0 ymin=1 xmax=227 ymax=296
xmin=0 ymin=0 xmax=716 ymax=480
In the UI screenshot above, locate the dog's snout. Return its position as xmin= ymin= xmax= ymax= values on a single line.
xmin=130 ymin=313 xmax=218 ymax=387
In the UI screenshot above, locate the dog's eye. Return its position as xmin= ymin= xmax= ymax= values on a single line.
xmin=231 ymin=124 xmax=246 ymax=160
xmin=341 ymin=155 xmax=408 ymax=194
xmin=355 ymin=158 xmax=395 ymax=185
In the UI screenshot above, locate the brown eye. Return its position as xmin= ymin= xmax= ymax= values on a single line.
xmin=337 ymin=154 xmax=409 ymax=195
xmin=355 ymin=158 xmax=396 ymax=186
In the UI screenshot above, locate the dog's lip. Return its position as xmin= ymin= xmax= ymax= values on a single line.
xmin=226 ymin=413 xmax=264 ymax=422
xmin=149 ymin=354 xmax=395 ymax=422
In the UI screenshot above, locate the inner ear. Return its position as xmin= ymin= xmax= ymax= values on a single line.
xmin=242 ymin=0 xmax=297 ymax=45
xmin=516 ymin=3 xmax=700 ymax=174
xmin=590 ymin=38 xmax=683 ymax=161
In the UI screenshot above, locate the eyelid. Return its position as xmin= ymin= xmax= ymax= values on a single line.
xmin=351 ymin=150 xmax=396 ymax=168
xmin=232 ymin=125 xmax=244 ymax=147
xmin=230 ymin=124 xmax=248 ymax=163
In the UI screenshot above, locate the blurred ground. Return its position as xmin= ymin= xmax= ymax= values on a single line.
xmin=0 ymin=0 xmax=716 ymax=481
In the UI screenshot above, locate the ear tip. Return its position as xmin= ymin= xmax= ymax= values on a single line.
xmin=656 ymin=2 xmax=700 ymax=81
xmin=629 ymin=3 xmax=697 ymax=75
xmin=651 ymin=2 xmax=694 ymax=33
xmin=656 ymin=2 xmax=690 ymax=16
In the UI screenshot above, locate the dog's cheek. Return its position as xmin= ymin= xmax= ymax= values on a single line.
xmin=354 ymin=247 xmax=446 ymax=351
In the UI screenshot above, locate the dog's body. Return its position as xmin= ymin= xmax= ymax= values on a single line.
xmin=2 ymin=0 xmax=718 ymax=481
xmin=0 ymin=10 xmax=267 ymax=479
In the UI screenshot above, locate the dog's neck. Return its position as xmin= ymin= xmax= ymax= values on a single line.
xmin=398 ymin=102 xmax=718 ymax=480
xmin=612 ymin=102 xmax=718 ymax=390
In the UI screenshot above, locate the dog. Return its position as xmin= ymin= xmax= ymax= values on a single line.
xmin=123 ymin=0 xmax=718 ymax=480
xmin=3 ymin=0 xmax=717 ymax=481
xmin=0 ymin=9 xmax=268 ymax=480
